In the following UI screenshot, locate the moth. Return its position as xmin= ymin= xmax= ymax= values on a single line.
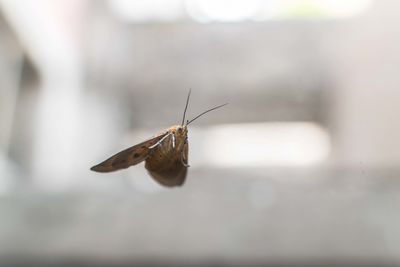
xmin=90 ymin=90 xmax=227 ymax=187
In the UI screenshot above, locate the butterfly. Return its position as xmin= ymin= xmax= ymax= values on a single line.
xmin=90 ymin=90 xmax=227 ymax=187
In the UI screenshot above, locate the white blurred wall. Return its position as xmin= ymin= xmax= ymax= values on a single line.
xmin=0 ymin=0 xmax=88 ymax=187
xmin=332 ymin=0 xmax=400 ymax=168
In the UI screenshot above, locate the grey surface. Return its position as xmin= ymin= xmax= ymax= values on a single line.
xmin=0 ymin=167 xmax=399 ymax=265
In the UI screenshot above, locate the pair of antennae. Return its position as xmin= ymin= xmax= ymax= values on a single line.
xmin=181 ymin=89 xmax=228 ymax=126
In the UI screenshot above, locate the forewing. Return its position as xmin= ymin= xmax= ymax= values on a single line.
xmin=90 ymin=132 xmax=168 ymax=173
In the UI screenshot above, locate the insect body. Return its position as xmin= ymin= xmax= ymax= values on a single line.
xmin=90 ymin=91 xmax=227 ymax=187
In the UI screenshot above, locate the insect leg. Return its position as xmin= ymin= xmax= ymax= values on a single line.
xmin=181 ymin=150 xmax=190 ymax=167
xmin=172 ymin=133 xmax=176 ymax=149
xmin=149 ymin=133 xmax=171 ymax=149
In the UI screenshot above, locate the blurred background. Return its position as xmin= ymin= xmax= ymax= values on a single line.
xmin=0 ymin=0 xmax=400 ymax=266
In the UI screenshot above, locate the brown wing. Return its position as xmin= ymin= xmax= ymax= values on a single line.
xmin=90 ymin=132 xmax=168 ymax=173
xmin=147 ymin=166 xmax=187 ymax=187
xmin=146 ymin=141 xmax=188 ymax=187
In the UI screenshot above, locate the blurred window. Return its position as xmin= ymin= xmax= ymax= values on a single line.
xmin=202 ymin=122 xmax=330 ymax=167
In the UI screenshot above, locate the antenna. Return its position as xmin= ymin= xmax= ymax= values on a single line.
xmin=181 ymin=89 xmax=191 ymax=126
xmin=187 ymin=103 xmax=228 ymax=125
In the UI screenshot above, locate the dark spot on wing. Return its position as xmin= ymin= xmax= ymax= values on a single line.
xmin=134 ymin=153 xmax=140 ymax=158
